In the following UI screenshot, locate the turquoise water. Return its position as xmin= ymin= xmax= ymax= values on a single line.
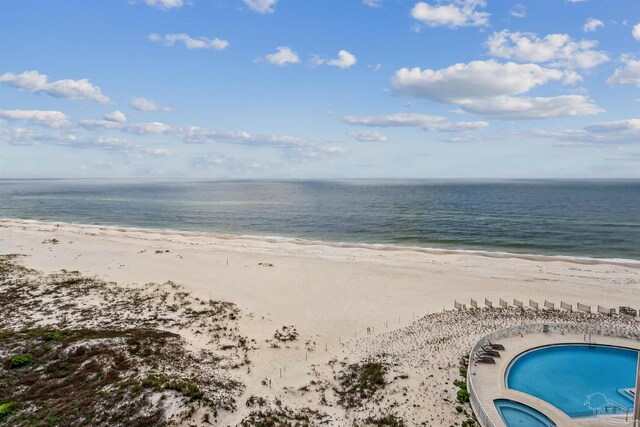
xmin=506 ymin=345 xmax=638 ymax=418
xmin=494 ymin=399 xmax=556 ymax=427
xmin=1 ymin=179 xmax=639 ymax=260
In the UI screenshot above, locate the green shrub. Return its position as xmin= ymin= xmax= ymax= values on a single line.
xmin=453 ymin=379 xmax=467 ymax=391
xmin=0 ymin=402 xmax=16 ymax=420
xmin=456 ymin=389 xmax=470 ymax=404
xmin=43 ymin=331 xmax=68 ymax=341
xmin=10 ymin=353 xmax=33 ymax=368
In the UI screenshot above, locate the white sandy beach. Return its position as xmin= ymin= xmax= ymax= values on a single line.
xmin=1 ymin=218 xmax=639 ymax=426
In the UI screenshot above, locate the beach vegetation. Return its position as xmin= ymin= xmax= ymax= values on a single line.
xmin=9 ymin=353 xmax=33 ymax=368
xmin=274 ymin=325 xmax=299 ymax=342
xmin=456 ymin=389 xmax=470 ymax=404
xmin=0 ymin=255 xmax=246 ymax=426
xmin=0 ymin=402 xmax=17 ymax=420
xmin=363 ymin=412 xmax=407 ymax=426
xmin=336 ymin=360 xmax=387 ymax=408
xmin=240 ymin=405 xmax=324 ymax=426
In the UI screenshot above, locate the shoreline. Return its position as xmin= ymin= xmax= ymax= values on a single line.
xmin=2 ymin=217 xmax=639 ymax=268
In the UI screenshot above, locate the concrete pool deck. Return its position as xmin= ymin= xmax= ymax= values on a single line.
xmin=470 ymin=329 xmax=640 ymax=427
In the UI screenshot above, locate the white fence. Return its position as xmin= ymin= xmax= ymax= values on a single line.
xmin=467 ymin=323 xmax=640 ymax=427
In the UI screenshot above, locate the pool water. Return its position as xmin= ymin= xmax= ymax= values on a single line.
xmin=507 ymin=345 xmax=638 ymax=418
xmin=495 ymin=399 xmax=556 ymax=427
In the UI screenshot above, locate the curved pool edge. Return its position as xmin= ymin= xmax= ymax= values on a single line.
xmin=495 ymin=398 xmax=557 ymax=427
xmin=504 ymin=343 xmax=638 ymax=418
xmin=467 ymin=323 xmax=640 ymax=427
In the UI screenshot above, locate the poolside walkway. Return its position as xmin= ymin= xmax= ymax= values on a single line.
xmin=471 ymin=331 xmax=640 ymax=427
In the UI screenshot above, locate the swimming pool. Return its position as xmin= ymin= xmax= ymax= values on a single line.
xmin=494 ymin=399 xmax=556 ymax=427
xmin=506 ymin=344 xmax=638 ymax=418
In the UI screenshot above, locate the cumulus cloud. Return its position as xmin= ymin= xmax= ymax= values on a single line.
xmin=583 ymin=18 xmax=604 ymax=32
xmin=0 ymin=70 xmax=110 ymax=104
xmin=265 ymin=47 xmax=300 ymax=65
xmin=313 ymin=50 xmax=357 ymax=69
xmin=633 ymin=23 xmax=640 ymax=41
xmin=607 ymin=58 xmax=640 ymax=87
xmin=486 ymin=30 xmax=609 ymax=69
xmin=411 ymin=0 xmax=489 ymax=28
xmin=510 ymin=4 xmax=526 ymax=18
xmin=143 ymin=0 xmax=183 ymax=10
xmin=130 ymin=97 xmax=168 ymax=111
xmin=391 ymin=60 xmax=601 ymax=119
xmin=149 ymin=33 xmax=229 ymax=50
xmin=392 ymin=60 xmax=577 ymax=101
xmin=342 ymin=113 xmax=488 ymax=131
xmin=104 ymin=110 xmax=127 ymax=123
xmin=0 ymin=110 xmax=71 ymax=128
xmin=347 ymin=130 xmax=388 ymax=142
xmin=243 ymin=0 xmax=278 ymax=13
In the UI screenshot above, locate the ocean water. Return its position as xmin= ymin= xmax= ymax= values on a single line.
xmin=0 ymin=179 xmax=639 ymax=261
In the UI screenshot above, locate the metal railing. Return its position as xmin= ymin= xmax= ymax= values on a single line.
xmin=467 ymin=323 xmax=640 ymax=427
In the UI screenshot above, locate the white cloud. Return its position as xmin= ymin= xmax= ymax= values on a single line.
xmin=104 ymin=110 xmax=127 ymax=123
xmin=486 ymin=30 xmax=608 ymax=69
xmin=265 ymin=47 xmax=300 ymax=65
xmin=458 ymin=95 xmax=602 ymax=119
xmin=148 ymin=33 xmax=229 ymax=50
xmin=392 ymin=60 xmax=576 ymax=102
xmin=144 ymin=148 xmax=171 ymax=156
xmin=607 ymin=58 xmax=640 ymax=87
xmin=125 ymin=122 xmax=172 ymax=135
xmin=314 ymin=50 xmax=357 ymax=69
xmin=633 ymin=23 xmax=640 ymax=41
xmin=531 ymin=119 xmax=640 ymax=145
xmin=130 ymin=97 xmax=168 ymax=111
xmin=411 ymin=0 xmax=489 ymax=28
xmin=0 ymin=128 xmax=77 ymax=146
xmin=391 ymin=60 xmax=601 ymax=119
xmin=178 ymin=125 xmax=344 ymax=160
xmin=80 ymin=119 xmax=172 ymax=135
xmin=0 ymin=127 xmax=163 ymax=154
xmin=343 ymin=113 xmax=489 ymax=131
xmin=0 ymin=110 xmax=71 ymax=128
xmin=347 ymin=130 xmax=388 ymax=142
xmin=510 ymin=4 xmax=526 ymax=18
xmin=0 ymin=70 xmax=110 ymax=104
xmin=362 ymin=0 xmax=382 ymax=7
xmin=583 ymin=18 xmax=604 ymax=32
xmin=143 ymin=0 xmax=183 ymax=10
xmin=243 ymin=0 xmax=278 ymax=14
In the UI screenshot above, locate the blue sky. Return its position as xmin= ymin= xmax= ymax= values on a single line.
xmin=1 ymin=0 xmax=639 ymax=179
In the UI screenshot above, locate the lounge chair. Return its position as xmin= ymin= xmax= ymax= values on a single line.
xmin=480 ymin=347 xmax=501 ymax=357
xmin=474 ymin=354 xmax=496 ymax=364
xmin=486 ymin=341 xmax=505 ymax=351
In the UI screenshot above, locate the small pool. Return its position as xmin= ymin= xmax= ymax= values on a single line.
xmin=495 ymin=399 xmax=556 ymax=427
xmin=507 ymin=344 xmax=638 ymax=418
